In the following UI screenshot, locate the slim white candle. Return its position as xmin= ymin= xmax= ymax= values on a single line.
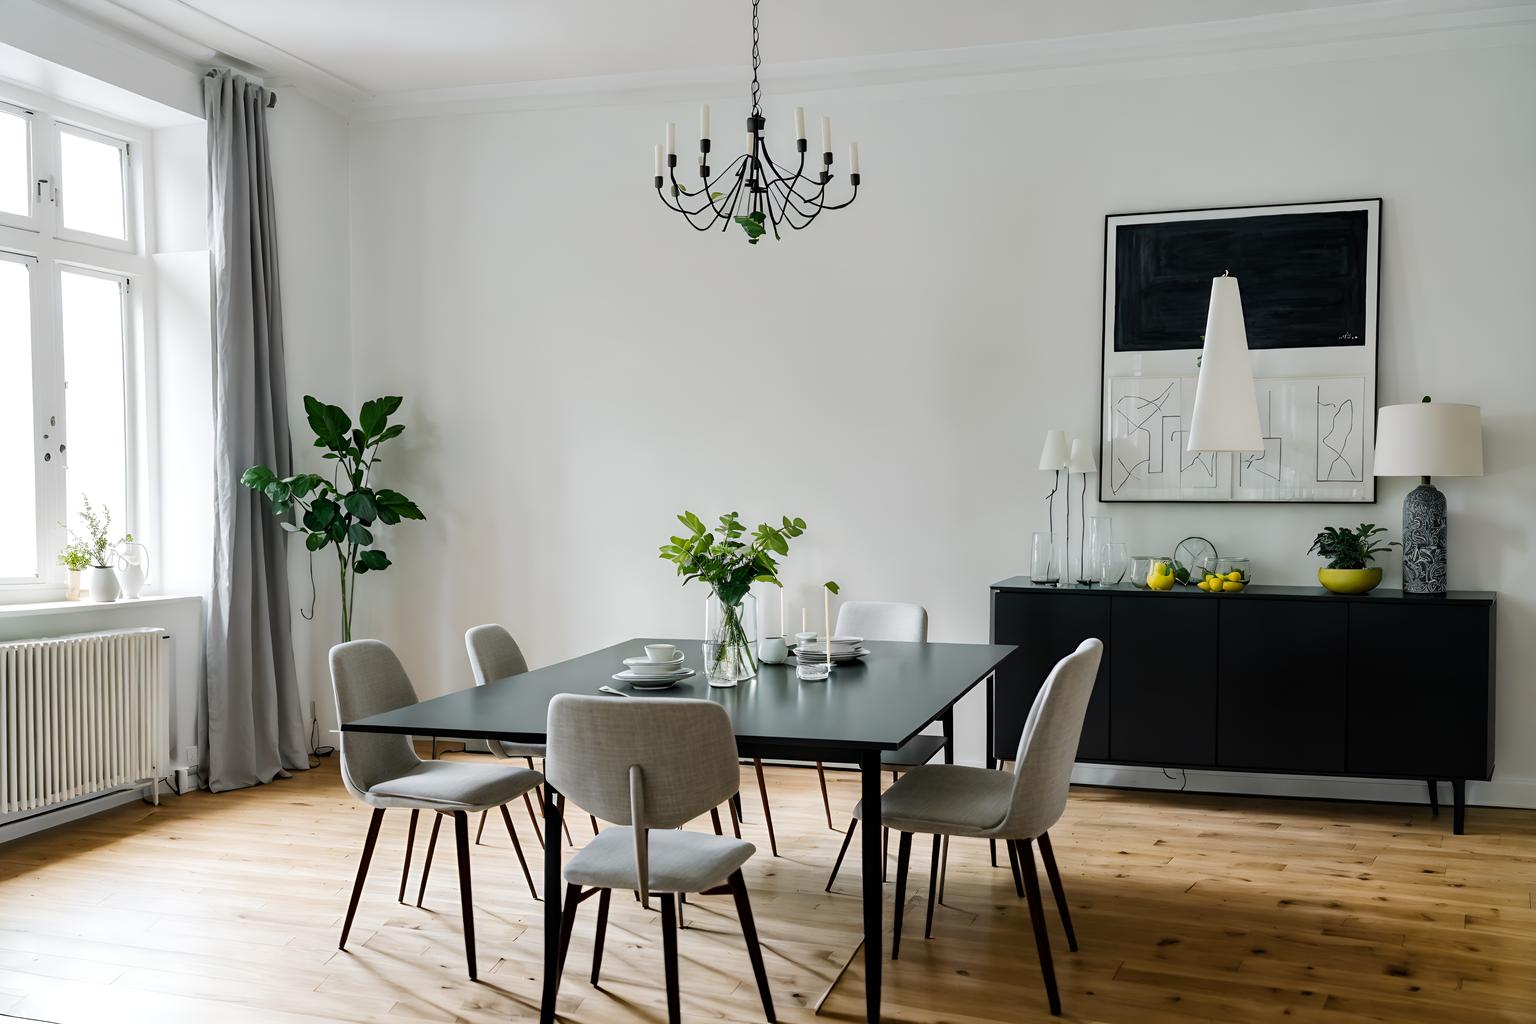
xmin=794 ymin=106 xmax=806 ymax=139
xmin=779 ymin=588 xmax=786 ymax=637
xmin=820 ymin=115 xmax=831 ymax=153
xmin=849 ymin=142 xmax=860 ymax=174
xmin=802 ymin=607 xmax=807 ymax=633
xmin=824 ymin=587 xmax=831 ymax=665
xmin=700 ymin=103 xmax=710 ymax=139
xmin=666 ymin=122 xmax=676 ymax=155
xmin=654 ymin=144 xmax=662 ymax=176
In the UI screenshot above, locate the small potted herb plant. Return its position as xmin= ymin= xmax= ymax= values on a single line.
xmin=1308 ymin=523 xmax=1398 ymax=594
xmin=57 ymin=539 xmax=91 ymax=600
xmin=69 ymin=497 xmax=133 ymax=603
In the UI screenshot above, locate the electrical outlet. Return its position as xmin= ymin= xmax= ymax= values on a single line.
xmin=181 ymin=745 xmax=197 ymax=767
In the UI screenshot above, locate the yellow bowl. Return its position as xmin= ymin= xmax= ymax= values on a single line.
xmin=1318 ymin=567 xmax=1383 ymax=594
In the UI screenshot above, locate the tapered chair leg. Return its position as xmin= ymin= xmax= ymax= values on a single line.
xmin=991 ymin=838 xmax=998 ymax=868
xmin=752 ymin=758 xmax=778 ymax=857
xmin=924 ymin=833 xmax=942 ymax=940
xmin=815 ymin=762 xmax=833 ymax=829
xmin=892 ymin=831 xmax=913 ymax=959
xmin=660 ymin=893 xmax=682 ymax=1024
xmin=399 ymin=808 xmax=419 ymax=903
xmin=729 ymin=870 xmax=777 ymax=1023
xmin=590 ymin=887 xmax=612 ymax=985
xmin=1006 ymin=833 xmax=1025 ymax=898
xmin=415 ymin=813 xmax=442 ymax=907
xmin=1018 ymin=839 xmax=1061 ymax=1015
xmin=340 ymin=807 xmax=385 ymax=949
xmin=590 ymin=814 xmax=600 ymax=836
xmin=710 ymin=807 xmax=723 ymax=835
xmin=522 ymin=791 xmax=544 ymax=846
xmin=500 ymin=804 xmax=541 ymax=901
xmin=937 ymin=835 xmax=950 ymax=905
xmin=733 ymin=791 xmax=746 ymax=823
xmin=882 ymin=826 xmax=890 ymax=882
xmin=826 ymin=817 xmax=858 ymax=891
xmin=452 ymin=811 xmax=477 ymax=980
xmin=475 ymin=808 xmax=488 ymax=845
xmin=1037 ymin=832 xmax=1078 ymax=952
xmin=728 ymin=798 xmax=741 ymax=839
xmin=556 ymin=881 xmax=581 ymax=981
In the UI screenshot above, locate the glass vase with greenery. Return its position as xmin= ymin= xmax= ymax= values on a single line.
xmin=242 ymin=396 xmax=425 ymax=642
xmin=660 ymin=511 xmax=813 ymax=685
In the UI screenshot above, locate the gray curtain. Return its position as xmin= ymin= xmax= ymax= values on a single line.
xmin=200 ymin=71 xmax=308 ymax=792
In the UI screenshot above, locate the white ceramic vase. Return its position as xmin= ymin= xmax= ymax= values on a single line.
xmin=66 ymin=569 xmax=82 ymax=601
xmin=116 ymin=542 xmax=149 ymax=599
xmin=86 ymin=565 xmax=120 ymax=603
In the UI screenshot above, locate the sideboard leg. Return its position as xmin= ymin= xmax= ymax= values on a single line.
xmin=1451 ymin=779 xmax=1466 ymax=835
xmin=1426 ymin=779 xmax=1439 ymax=817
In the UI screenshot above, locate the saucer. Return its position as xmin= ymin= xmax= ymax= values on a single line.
xmin=623 ymin=652 xmax=686 ymax=674
xmin=612 ymin=667 xmax=695 ymax=687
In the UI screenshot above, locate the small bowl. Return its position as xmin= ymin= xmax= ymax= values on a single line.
xmin=1132 ymin=555 xmax=1175 ymax=591
xmin=1196 ymin=556 xmax=1252 ymax=593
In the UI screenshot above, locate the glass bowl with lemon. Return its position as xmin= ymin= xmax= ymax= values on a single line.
xmin=1195 ymin=556 xmax=1251 ymax=593
xmin=1131 ymin=555 xmax=1178 ymax=591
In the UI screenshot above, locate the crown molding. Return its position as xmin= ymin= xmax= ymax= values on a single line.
xmin=351 ymin=0 xmax=1536 ymax=123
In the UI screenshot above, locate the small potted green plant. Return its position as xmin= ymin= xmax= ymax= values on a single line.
xmin=1308 ymin=523 xmax=1398 ymax=594
xmin=57 ymin=539 xmax=92 ymax=600
xmin=68 ymin=497 xmax=133 ymax=603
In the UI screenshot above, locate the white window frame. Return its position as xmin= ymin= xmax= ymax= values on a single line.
xmin=0 ymin=100 xmax=38 ymax=233
xmin=0 ymin=84 xmax=154 ymax=599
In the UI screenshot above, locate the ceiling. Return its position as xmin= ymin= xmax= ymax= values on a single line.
xmin=48 ymin=0 xmax=1382 ymax=105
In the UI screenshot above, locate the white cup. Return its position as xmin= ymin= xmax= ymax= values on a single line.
xmin=758 ymin=636 xmax=788 ymax=664
xmin=644 ymin=643 xmax=678 ymax=662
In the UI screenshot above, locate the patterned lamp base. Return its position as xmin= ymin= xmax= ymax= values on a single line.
xmin=1402 ymin=481 xmax=1447 ymax=594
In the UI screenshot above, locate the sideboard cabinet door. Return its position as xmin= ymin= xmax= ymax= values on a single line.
xmin=1347 ymin=603 xmax=1494 ymax=780
xmin=1110 ymin=597 xmax=1218 ymax=766
xmin=992 ymin=591 xmax=1110 ymax=762
xmin=1218 ymin=599 xmax=1348 ymax=772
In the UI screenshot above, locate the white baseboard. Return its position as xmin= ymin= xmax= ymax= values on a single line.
xmin=0 ymin=784 xmax=162 ymax=844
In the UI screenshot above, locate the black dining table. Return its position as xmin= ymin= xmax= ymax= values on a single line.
xmin=342 ymin=635 xmax=1015 ymax=1023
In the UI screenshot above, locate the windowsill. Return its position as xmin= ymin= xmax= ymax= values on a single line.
xmin=0 ymin=593 xmax=201 ymax=620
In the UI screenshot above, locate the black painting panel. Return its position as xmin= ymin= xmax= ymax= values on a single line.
xmin=1114 ymin=209 xmax=1369 ymax=352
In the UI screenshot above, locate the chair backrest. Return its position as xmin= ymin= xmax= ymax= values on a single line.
xmin=1002 ymin=638 xmax=1104 ymax=839
xmin=329 ymin=639 xmax=423 ymax=800
xmin=546 ymin=694 xmax=742 ymax=902
xmin=834 ymin=601 xmax=929 ymax=643
xmin=465 ymin=624 xmax=529 ymax=687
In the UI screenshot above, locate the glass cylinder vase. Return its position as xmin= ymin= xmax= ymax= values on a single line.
xmin=1078 ymin=516 xmax=1112 ymax=584
xmin=1030 ymin=531 xmax=1058 ymax=584
xmin=703 ymin=590 xmax=758 ymax=687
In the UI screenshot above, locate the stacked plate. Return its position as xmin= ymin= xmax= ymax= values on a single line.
xmin=793 ymin=635 xmax=870 ymax=664
xmin=611 ymin=644 xmax=696 ymax=690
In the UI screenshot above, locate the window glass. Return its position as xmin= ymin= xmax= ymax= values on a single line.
xmin=0 ymin=260 xmax=36 ymax=577
xmin=0 ymin=109 xmax=27 ymax=219
xmin=60 ymin=269 xmax=128 ymax=540
xmin=59 ymin=129 xmax=126 ymax=240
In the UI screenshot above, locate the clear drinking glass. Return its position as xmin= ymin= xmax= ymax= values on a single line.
xmin=1030 ymin=531 xmax=1058 ymax=584
xmin=1079 ymin=516 xmax=1111 ymax=584
xmin=1100 ymin=542 xmax=1129 ymax=585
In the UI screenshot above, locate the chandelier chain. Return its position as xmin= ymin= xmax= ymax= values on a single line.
xmin=750 ymin=0 xmax=762 ymax=115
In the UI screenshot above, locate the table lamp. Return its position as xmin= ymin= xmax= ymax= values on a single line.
xmin=1067 ymin=438 xmax=1096 ymax=585
xmin=1372 ymin=397 xmax=1483 ymax=594
xmin=1038 ymin=430 xmax=1069 ymax=582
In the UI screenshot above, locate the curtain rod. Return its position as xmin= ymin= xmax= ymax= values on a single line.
xmin=205 ymin=68 xmax=277 ymax=108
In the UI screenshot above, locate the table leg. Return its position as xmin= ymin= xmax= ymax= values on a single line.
xmin=539 ymin=786 xmax=565 ymax=1024
xmin=941 ymin=707 xmax=954 ymax=765
xmin=860 ymin=750 xmax=883 ymax=1023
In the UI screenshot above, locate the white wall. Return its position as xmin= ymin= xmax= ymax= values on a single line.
xmin=267 ymin=89 xmax=354 ymax=742
xmin=340 ymin=23 xmax=1536 ymax=801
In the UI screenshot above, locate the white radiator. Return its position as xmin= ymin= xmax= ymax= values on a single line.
xmin=0 ymin=627 xmax=165 ymax=815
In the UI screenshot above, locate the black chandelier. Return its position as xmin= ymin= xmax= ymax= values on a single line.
xmin=653 ymin=0 xmax=860 ymax=244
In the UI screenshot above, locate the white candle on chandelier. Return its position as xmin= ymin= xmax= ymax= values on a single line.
xmin=699 ymin=103 xmax=710 ymax=139
xmin=653 ymin=144 xmax=662 ymax=176
xmin=794 ymin=106 xmax=806 ymax=140
xmin=849 ymin=142 xmax=860 ymax=174
xmin=820 ymin=115 xmax=831 ymax=153
xmin=746 ymin=131 xmax=756 ymax=157
xmin=665 ymin=122 xmax=676 ymax=155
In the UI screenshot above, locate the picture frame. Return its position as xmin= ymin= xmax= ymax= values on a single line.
xmin=1099 ymin=198 xmax=1381 ymax=503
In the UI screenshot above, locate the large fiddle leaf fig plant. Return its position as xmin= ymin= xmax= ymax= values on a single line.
xmin=241 ymin=395 xmax=425 ymax=642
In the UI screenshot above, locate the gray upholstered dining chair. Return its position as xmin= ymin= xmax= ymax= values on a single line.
xmin=330 ymin=639 xmax=544 ymax=980
xmin=544 ymin=694 xmax=775 ymax=1024
xmin=825 ymin=638 xmax=1103 ymax=1017
xmin=464 ymin=623 xmax=590 ymax=845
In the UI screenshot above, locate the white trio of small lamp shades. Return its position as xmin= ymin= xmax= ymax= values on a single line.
xmin=1038 ymin=429 xmax=1096 ymax=474
xmin=655 ymin=104 xmax=860 ymax=175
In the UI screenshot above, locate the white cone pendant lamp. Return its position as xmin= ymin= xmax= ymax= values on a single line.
xmin=1186 ymin=274 xmax=1263 ymax=453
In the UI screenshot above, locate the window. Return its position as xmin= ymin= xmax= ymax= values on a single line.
xmin=0 ymin=93 xmax=145 ymax=594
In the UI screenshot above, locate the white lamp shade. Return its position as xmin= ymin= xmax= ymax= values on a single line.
xmin=1038 ymin=429 xmax=1069 ymax=471
xmin=1067 ymin=437 xmax=1096 ymax=473
xmin=1374 ymin=402 xmax=1483 ymax=477
xmin=1186 ymin=276 xmax=1263 ymax=453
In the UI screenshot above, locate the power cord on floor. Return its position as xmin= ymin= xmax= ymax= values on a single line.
xmin=309 ymin=715 xmax=335 ymax=768
xmin=1162 ymin=768 xmax=1189 ymax=792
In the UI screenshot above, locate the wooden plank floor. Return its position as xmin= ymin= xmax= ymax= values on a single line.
xmin=1 ymin=757 xmax=1534 ymax=1023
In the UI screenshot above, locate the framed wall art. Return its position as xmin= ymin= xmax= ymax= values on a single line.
xmin=1099 ymin=198 xmax=1380 ymax=503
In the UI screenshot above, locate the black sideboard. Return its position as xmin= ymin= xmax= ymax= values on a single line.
xmin=989 ymin=578 xmax=1496 ymax=833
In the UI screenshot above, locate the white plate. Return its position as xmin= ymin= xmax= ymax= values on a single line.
xmin=612 ymin=667 xmax=696 ymax=686
xmin=795 ymin=644 xmax=870 ymax=658
xmin=793 ymin=648 xmax=869 ymax=663
xmin=623 ymin=652 xmax=685 ymax=668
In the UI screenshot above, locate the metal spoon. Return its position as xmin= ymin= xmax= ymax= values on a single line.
xmin=599 ymin=685 xmax=631 ymax=698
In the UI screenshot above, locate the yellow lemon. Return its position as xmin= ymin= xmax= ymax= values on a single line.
xmin=1226 ymin=570 xmax=1243 ymax=582
xmin=1223 ymin=580 xmax=1245 ymax=592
